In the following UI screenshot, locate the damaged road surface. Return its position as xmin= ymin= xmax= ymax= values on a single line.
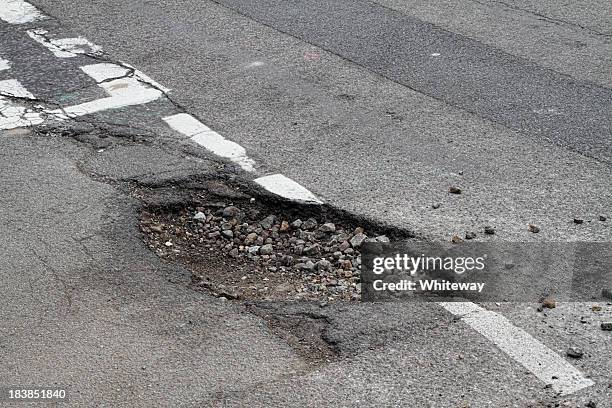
xmin=1 ymin=1 xmax=611 ymax=407
xmin=1 ymin=126 xmax=609 ymax=407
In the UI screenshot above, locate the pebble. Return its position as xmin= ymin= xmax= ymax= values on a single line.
xmin=449 ymin=186 xmax=462 ymax=194
xmin=541 ymin=297 xmax=556 ymax=309
xmin=528 ymin=224 xmax=540 ymax=233
xmin=291 ymin=219 xmax=303 ymax=229
xmin=566 ymin=347 xmax=584 ymax=359
xmin=316 ymin=259 xmax=332 ymax=271
xmin=248 ymin=246 xmax=261 ymax=254
xmin=194 ymin=212 xmax=206 ymax=220
xmin=221 ymin=230 xmax=234 ymax=239
xmin=599 ymin=215 xmax=607 ymax=222
xmin=302 ymin=218 xmax=318 ymax=230
xmin=319 ymin=223 xmax=336 ymax=232
xmin=601 ymin=322 xmax=612 ymax=331
xmin=244 ymin=232 xmax=258 ymax=245
xmin=222 ymin=206 xmax=240 ymax=218
xmin=573 ymin=218 xmax=584 ymax=224
xmin=432 ymin=203 xmax=441 ymax=209
xmin=484 ymin=226 xmax=495 ymax=235
xmin=260 ymin=215 xmax=276 ymax=229
xmin=350 ymin=233 xmax=367 ymax=248
xmin=451 ymin=235 xmax=463 ymax=244
xmin=465 ymin=231 xmax=476 ymax=240
xmin=259 ymin=244 xmax=274 ymax=255
xmin=279 ymin=220 xmax=290 ymax=231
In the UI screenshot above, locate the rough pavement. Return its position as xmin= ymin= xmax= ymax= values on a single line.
xmin=1 ymin=1 xmax=611 ymax=407
xmin=27 ymin=0 xmax=612 ymax=241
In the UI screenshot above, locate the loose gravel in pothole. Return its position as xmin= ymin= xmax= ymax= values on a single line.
xmin=141 ymin=202 xmax=390 ymax=302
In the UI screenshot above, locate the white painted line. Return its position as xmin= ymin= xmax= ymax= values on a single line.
xmin=0 ymin=79 xmax=43 ymax=129
xmin=163 ymin=113 xmax=255 ymax=172
xmin=254 ymin=174 xmax=323 ymax=204
xmin=439 ymin=302 xmax=594 ymax=395
xmin=120 ymin=62 xmax=170 ymax=93
xmin=0 ymin=58 xmax=10 ymax=71
xmin=45 ymin=63 xmax=163 ymax=119
xmin=27 ymin=29 xmax=102 ymax=58
xmin=0 ymin=78 xmax=33 ymax=99
xmin=0 ymin=0 xmax=44 ymax=24
xmin=163 ymin=113 xmax=208 ymax=137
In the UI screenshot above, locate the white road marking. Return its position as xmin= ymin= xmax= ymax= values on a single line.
xmin=439 ymin=302 xmax=594 ymax=395
xmin=45 ymin=63 xmax=163 ymax=119
xmin=0 ymin=58 xmax=10 ymax=71
xmin=0 ymin=0 xmax=44 ymax=24
xmin=254 ymin=174 xmax=323 ymax=204
xmin=0 ymin=79 xmax=43 ymax=129
xmin=162 ymin=113 xmax=255 ymax=172
xmin=27 ymin=29 xmax=102 ymax=58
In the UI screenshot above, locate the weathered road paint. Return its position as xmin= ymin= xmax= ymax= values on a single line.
xmin=0 ymin=79 xmax=43 ymax=129
xmin=0 ymin=0 xmax=44 ymax=24
xmin=27 ymin=29 xmax=102 ymax=58
xmin=439 ymin=302 xmax=594 ymax=395
xmin=163 ymin=113 xmax=255 ymax=172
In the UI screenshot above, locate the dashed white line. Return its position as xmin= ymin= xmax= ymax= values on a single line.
xmin=439 ymin=302 xmax=594 ymax=395
xmin=0 ymin=79 xmax=43 ymax=129
xmin=0 ymin=0 xmax=44 ymax=24
xmin=27 ymin=29 xmax=102 ymax=58
xmin=254 ymin=174 xmax=323 ymax=204
xmin=162 ymin=113 xmax=255 ymax=172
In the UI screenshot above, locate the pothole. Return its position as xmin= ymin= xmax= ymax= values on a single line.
xmin=139 ymin=184 xmax=414 ymax=303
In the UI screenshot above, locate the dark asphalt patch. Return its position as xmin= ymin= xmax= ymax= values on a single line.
xmin=212 ymin=0 xmax=612 ymax=162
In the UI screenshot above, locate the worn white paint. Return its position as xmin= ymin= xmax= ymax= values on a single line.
xmin=254 ymin=174 xmax=323 ymax=204
xmin=439 ymin=302 xmax=594 ymax=395
xmin=0 ymin=58 xmax=10 ymax=71
xmin=162 ymin=113 xmax=255 ymax=172
xmin=0 ymin=78 xmax=35 ymax=98
xmin=0 ymin=0 xmax=44 ymax=24
xmin=119 ymin=62 xmax=170 ymax=93
xmin=0 ymin=79 xmax=43 ymax=129
xmin=45 ymin=63 xmax=163 ymax=119
xmin=27 ymin=29 xmax=102 ymax=58
xmin=162 ymin=113 xmax=207 ymax=137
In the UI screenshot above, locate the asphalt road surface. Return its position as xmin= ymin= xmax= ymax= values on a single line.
xmin=1 ymin=1 xmax=611 ymax=407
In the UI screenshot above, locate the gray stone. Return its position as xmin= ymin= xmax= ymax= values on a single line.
xmin=259 ymin=244 xmax=274 ymax=255
xmin=601 ymin=322 xmax=612 ymax=331
xmin=221 ymin=230 xmax=234 ymax=239
xmin=302 ymin=218 xmax=318 ymax=230
xmin=319 ymin=223 xmax=336 ymax=232
xmin=193 ymin=211 xmax=206 ymax=220
xmin=222 ymin=206 xmax=240 ymax=218
xmin=291 ymin=219 xmax=303 ymax=229
xmin=350 ymin=233 xmax=367 ymax=248
xmin=260 ymin=215 xmax=276 ymax=229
